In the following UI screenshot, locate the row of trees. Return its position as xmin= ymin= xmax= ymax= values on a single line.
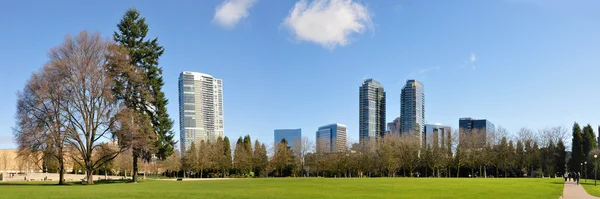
xmin=14 ymin=8 xmax=176 ymax=185
xmin=172 ymin=125 xmax=576 ymax=179
xmin=300 ymin=128 xmax=567 ymax=178
xmin=181 ymin=136 xmax=269 ymax=178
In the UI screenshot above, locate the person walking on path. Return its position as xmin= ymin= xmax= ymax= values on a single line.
xmin=569 ymin=172 xmax=572 ymax=182
xmin=564 ymin=172 xmax=568 ymax=182
xmin=577 ymin=172 xmax=581 ymax=185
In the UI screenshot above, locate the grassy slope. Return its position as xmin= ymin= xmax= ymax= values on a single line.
xmin=0 ymin=178 xmax=563 ymax=199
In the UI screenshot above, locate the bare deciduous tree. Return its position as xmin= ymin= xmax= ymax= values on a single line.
xmin=50 ymin=31 xmax=125 ymax=184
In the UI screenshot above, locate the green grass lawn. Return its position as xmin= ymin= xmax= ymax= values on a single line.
xmin=0 ymin=178 xmax=563 ymax=199
xmin=580 ymin=179 xmax=600 ymax=197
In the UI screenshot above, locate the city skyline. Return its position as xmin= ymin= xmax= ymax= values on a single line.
xmin=1 ymin=1 xmax=600 ymax=150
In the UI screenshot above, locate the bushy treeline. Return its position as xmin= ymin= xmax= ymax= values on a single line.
xmin=173 ymin=123 xmax=600 ymax=179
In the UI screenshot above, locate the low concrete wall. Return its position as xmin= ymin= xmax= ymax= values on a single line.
xmin=0 ymin=172 xmax=130 ymax=182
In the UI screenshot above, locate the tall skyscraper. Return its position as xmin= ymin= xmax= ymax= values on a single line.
xmin=424 ymin=123 xmax=451 ymax=149
xmin=386 ymin=117 xmax=401 ymax=136
xmin=274 ymin=129 xmax=302 ymax=151
xmin=179 ymin=71 xmax=224 ymax=151
xmin=359 ymin=79 xmax=386 ymax=142
xmin=459 ymin=118 xmax=494 ymax=148
xmin=400 ymin=80 xmax=425 ymax=135
xmin=316 ymin=123 xmax=347 ymax=153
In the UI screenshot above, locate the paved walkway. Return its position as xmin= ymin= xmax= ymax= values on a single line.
xmin=563 ymin=181 xmax=600 ymax=199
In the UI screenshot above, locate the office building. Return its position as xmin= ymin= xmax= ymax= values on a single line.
xmin=274 ymin=129 xmax=302 ymax=151
xmin=400 ymin=80 xmax=425 ymax=135
xmin=179 ymin=71 xmax=224 ymax=151
xmin=387 ymin=117 xmax=401 ymax=136
xmin=459 ymin=118 xmax=494 ymax=148
xmin=423 ymin=123 xmax=451 ymax=149
xmin=359 ymin=79 xmax=386 ymax=142
xmin=316 ymin=123 xmax=347 ymax=153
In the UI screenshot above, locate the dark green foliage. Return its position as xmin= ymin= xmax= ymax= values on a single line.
xmin=253 ymin=140 xmax=268 ymax=177
xmin=112 ymin=8 xmax=176 ymax=160
xmin=583 ymin=124 xmax=597 ymax=159
xmin=570 ymin=122 xmax=583 ymax=172
xmin=223 ymin=136 xmax=232 ymax=176
xmin=556 ymin=140 xmax=566 ymax=174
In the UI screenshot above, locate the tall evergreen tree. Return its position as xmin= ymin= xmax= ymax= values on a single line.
xmin=223 ymin=136 xmax=232 ymax=177
xmin=570 ymin=122 xmax=583 ymax=172
xmin=582 ymin=124 xmax=596 ymax=178
xmin=507 ymin=140 xmax=515 ymax=177
xmin=556 ymin=139 xmax=566 ymax=174
xmin=583 ymin=124 xmax=597 ymax=158
xmin=111 ymin=8 xmax=176 ymax=182
xmin=516 ymin=140 xmax=524 ymax=176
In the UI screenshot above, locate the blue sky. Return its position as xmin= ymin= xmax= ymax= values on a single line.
xmin=1 ymin=0 xmax=599 ymax=149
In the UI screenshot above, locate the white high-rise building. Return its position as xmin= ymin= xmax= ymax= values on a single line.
xmin=179 ymin=71 xmax=224 ymax=151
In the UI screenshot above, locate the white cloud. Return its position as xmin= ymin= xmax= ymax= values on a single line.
xmin=213 ymin=0 xmax=258 ymax=28
xmin=419 ymin=66 xmax=440 ymax=74
xmin=282 ymin=0 xmax=373 ymax=49
xmin=467 ymin=53 xmax=477 ymax=69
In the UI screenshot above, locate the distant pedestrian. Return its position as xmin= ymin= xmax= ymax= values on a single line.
xmin=564 ymin=173 xmax=567 ymax=182
xmin=577 ymin=172 xmax=581 ymax=185
xmin=568 ymin=172 xmax=572 ymax=182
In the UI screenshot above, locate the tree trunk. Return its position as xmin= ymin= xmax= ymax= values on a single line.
xmin=496 ymin=167 xmax=499 ymax=178
xmin=58 ymin=157 xmax=65 ymax=185
xmin=132 ymin=154 xmax=138 ymax=183
xmin=85 ymin=164 xmax=94 ymax=185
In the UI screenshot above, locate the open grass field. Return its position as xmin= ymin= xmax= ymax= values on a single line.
xmin=0 ymin=178 xmax=564 ymax=199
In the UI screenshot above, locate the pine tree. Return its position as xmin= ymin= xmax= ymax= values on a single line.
xmin=516 ymin=140 xmax=524 ymax=176
xmin=112 ymin=8 xmax=176 ymax=183
xmin=545 ymin=140 xmax=556 ymax=177
xmin=570 ymin=122 xmax=583 ymax=172
xmin=556 ymin=139 xmax=566 ymax=174
xmin=222 ymin=136 xmax=232 ymax=177
xmin=111 ymin=8 xmax=176 ymax=182
xmin=260 ymin=143 xmax=269 ymax=177
xmin=252 ymin=140 xmax=261 ymax=176
xmin=582 ymin=124 xmax=596 ymax=178
xmin=507 ymin=140 xmax=515 ymax=177
xmin=583 ymin=124 xmax=597 ymax=158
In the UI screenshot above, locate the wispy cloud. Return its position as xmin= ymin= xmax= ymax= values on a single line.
xmin=465 ymin=52 xmax=477 ymax=69
xmin=419 ymin=66 xmax=440 ymax=74
xmin=213 ymin=0 xmax=258 ymax=28
xmin=282 ymin=0 xmax=373 ymax=50
xmin=470 ymin=53 xmax=477 ymax=63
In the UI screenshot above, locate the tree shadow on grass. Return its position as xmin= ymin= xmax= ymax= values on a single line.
xmin=0 ymin=179 xmax=132 ymax=186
